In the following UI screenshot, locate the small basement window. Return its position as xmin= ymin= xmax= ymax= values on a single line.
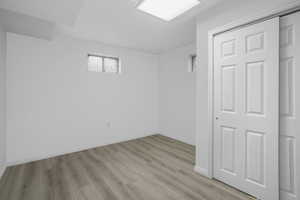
xmin=88 ymin=54 xmax=120 ymax=73
xmin=188 ymin=54 xmax=197 ymax=72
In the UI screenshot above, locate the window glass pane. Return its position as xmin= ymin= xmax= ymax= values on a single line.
xmin=98 ymin=57 xmax=104 ymax=72
xmin=88 ymin=56 xmax=99 ymax=72
xmin=88 ymin=54 xmax=119 ymax=73
xmin=104 ymin=58 xmax=119 ymax=73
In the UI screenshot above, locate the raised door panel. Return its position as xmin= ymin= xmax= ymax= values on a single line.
xmin=280 ymin=24 xmax=293 ymax=48
xmin=246 ymin=61 xmax=265 ymax=116
xmin=246 ymin=32 xmax=265 ymax=53
xmin=280 ymin=136 xmax=296 ymax=195
xmin=221 ymin=65 xmax=236 ymax=113
xmin=245 ymin=131 xmax=265 ymax=186
xmin=221 ymin=126 xmax=236 ymax=174
xmin=222 ymin=39 xmax=236 ymax=58
xmin=280 ymin=57 xmax=294 ymax=117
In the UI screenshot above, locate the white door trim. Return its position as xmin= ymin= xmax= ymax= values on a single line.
xmin=202 ymin=0 xmax=300 ymax=179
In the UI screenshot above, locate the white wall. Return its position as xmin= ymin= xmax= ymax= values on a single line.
xmin=158 ymin=44 xmax=196 ymax=145
xmin=6 ymin=33 xmax=159 ymax=165
xmin=0 ymin=27 xmax=6 ymax=177
xmin=195 ymin=0 xmax=299 ymax=176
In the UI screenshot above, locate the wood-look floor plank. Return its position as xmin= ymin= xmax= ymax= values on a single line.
xmin=0 ymin=135 xmax=253 ymax=200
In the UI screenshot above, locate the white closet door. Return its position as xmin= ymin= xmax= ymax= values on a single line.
xmin=213 ymin=17 xmax=279 ymax=200
xmin=279 ymin=12 xmax=300 ymax=200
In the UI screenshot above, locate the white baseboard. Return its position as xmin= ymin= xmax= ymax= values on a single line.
xmin=7 ymin=133 xmax=156 ymax=167
xmin=7 ymin=150 xmax=79 ymax=166
xmin=194 ymin=165 xmax=211 ymax=178
xmin=158 ymin=133 xmax=195 ymax=146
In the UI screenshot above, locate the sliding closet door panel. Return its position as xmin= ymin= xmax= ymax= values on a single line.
xmin=213 ymin=17 xmax=279 ymax=200
xmin=280 ymin=12 xmax=300 ymax=200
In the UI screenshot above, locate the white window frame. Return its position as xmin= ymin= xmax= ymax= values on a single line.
xmin=88 ymin=54 xmax=121 ymax=74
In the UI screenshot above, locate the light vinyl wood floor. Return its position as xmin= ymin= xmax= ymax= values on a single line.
xmin=0 ymin=135 xmax=252 ymax=200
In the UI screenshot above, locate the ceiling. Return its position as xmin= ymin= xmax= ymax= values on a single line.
xmin=0 ymin=0 xmax=224 ymax=54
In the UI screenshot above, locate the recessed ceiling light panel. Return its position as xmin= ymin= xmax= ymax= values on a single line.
xmin=137 ymin=0 xmax=200 ymax=21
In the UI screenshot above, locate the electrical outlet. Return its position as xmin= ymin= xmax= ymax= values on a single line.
xmin=106 ymin=122 xmax=111 ymax=128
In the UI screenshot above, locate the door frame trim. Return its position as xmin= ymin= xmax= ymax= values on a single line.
xmin=202 ymin=0 xmax=300 ymax=179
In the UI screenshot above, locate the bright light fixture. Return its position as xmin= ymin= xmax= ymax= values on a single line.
xmin=137 ymin=0 xmax=200 ymax=21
